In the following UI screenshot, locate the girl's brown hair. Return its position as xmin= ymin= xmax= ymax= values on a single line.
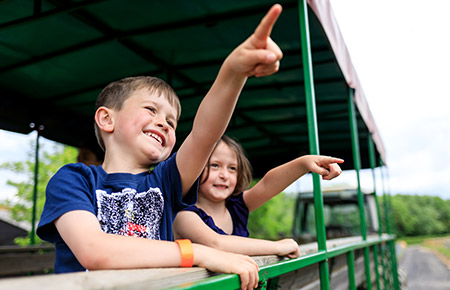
xmin=201 ymin=135 xmax=253 ymax=196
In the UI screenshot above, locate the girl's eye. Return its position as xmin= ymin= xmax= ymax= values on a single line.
xmin=210 ymin=163 xmax=219 ymax=168
xmin=229 ymin=166 xmax=237 ymax=172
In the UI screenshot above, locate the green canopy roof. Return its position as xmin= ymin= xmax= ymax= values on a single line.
xmin=0 ymin=0 xmax=385 ymax=177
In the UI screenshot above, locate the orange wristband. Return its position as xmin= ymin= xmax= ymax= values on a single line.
xmin=175 ymin=239 xmax=194 ymax=267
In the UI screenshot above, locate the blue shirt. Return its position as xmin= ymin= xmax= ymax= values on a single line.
xmin=37 ymin=153 xmax=197 ymax=273
xmin=183 ymin=192 xmax=249 ymax=237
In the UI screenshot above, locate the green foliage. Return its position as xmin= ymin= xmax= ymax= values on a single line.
xmin=0 ymin=139 xmax=78 ymax=244
xmin=247 ymin=191 xmax=295 ymax=240
xmin=390 ymin=194 xmax=450 ymax=237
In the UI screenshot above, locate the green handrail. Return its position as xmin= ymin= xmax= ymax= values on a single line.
xmin=175 ymin=235 xmax=397 ymax=290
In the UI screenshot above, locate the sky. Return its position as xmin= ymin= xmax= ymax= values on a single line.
xmin=1 ymin=0 xmax=449 ymax=201
xmin=322 ymin=0 xmax=450 ymax=199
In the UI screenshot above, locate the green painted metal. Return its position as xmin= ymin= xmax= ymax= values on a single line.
xmin=389 ymin=240 xmax=400 ymax=290
xmin=30 ymin=127 xmax=40 ymax=245
xmin=373 ymin=245 xmax=381 ymax=290
xmin=169 ymin=273 xmax=241 ymax=290
xmin=348 ymin=89 xmax=371 ymax=290
xmin=380 ymin=165 xmax=391 ymax=234
xmin=368 ymin=137 xmax=383 ymax=237
xmin=348 ymin=90 xmax=367 ymax=240
xmin=298 ymin=1 xmax=329 ymax=289
xmin=379 ymin=165 xmax=389 ymax=289
xmin=327 ymin=236 xmax=394 ymax=258
xmin=368 ymin=136 xmax=386 ymax=290
xmin=260 ymin=251 xmax=327 ymax=278
xmin=347 ymin=250 xmax=356 ymax=290
xmin=176 ymin=236 xmax=396 ymax=289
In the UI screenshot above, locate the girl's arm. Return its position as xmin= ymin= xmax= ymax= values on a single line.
xmin=55 ymin=210 xmax=260 ymax=290
xmin=173 ymin=211 xmax=299 ymax=258
xmin=244 ymin=155 xmax=344 ymax=212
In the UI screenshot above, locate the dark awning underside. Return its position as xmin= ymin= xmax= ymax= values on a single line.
xmin=0 ymin=0 xmax=385 ymax=177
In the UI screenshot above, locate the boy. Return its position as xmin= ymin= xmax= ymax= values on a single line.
xmin=37 ymin=4 xmax=283 ymax=290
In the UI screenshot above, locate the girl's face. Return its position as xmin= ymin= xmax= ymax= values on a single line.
xmin=199 ymin=142 xmax=238 ymax=202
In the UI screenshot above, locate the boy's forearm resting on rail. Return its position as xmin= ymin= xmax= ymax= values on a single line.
xmin=55 ymin=210 xmax=260 ymax=289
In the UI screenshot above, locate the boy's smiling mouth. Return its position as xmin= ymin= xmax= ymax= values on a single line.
xmin=144 ymin=131 xmax=165 ymax=146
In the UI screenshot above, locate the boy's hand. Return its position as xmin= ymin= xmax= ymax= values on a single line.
xmin=275 ymin=239 xmax=300 ymax=258
xmin=304 ymin=155 xmax=344 ymax=180
xmin=194 ymin=244 xmax=260 ymax=290
xmin=224 ymin=4 xmax=283 ymax=77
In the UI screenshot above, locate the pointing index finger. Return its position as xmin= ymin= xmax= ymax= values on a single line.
xmin=253 ymin=4 xmax=282 ymax=47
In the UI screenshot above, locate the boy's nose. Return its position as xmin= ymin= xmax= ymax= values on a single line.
xmin=155 ymin=118 xmax=168 ymax=131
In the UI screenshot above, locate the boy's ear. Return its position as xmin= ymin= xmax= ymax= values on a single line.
xmin=95 ymin=107 xmax=114 ymax=133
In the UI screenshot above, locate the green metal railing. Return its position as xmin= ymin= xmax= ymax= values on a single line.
xmin=171 ymin=1 xmax=399 ymax=289
xmin=173 ymin=235 xmax=397 ymax=290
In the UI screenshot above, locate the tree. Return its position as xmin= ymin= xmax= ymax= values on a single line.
xmin=390 ymin=194 xmax=449 ymax=237
xmin=0 ymin=139 xmax=78 ymax=245
xmin=247 ymin=191 xmax=296 ymax=240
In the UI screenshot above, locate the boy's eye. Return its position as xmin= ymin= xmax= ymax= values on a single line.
xmin=146 ymin=107 xmax=156 ymax=114
xmin=167 ymin=120 xmax=175 ymax=129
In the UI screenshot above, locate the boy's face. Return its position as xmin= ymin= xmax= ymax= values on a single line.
xmin=113 ymin=88 xmax=177 ymax=165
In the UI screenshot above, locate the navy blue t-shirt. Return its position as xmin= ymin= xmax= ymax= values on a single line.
xmin=183 ymin=192 xmax=249 ymax=237
xmin=37 ymin=152 xmax=197 ymax=273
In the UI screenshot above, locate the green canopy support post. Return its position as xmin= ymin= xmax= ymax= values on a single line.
xmin=30 ymin=123 xmax=43 ymax=245
xmin=368 ymin=136 xmax=384 ymax=290
xmin=348 ymin=88 xmax=371 ymax=290
xmin=380 ymin=164 xmax=391 ymax=235
xmin=298 ymin=1 xmax=329 ymax=289
xmin=379 ymin=160 xmax=389 ymax=289
xmin=381 ymin=166 xmax=400 ymax=290
xmin=347 ymin=250 xmax=356 ymax=290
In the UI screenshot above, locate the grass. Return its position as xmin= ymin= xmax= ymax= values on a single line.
xmin=399 ymin=234 xmax=450 ymax=259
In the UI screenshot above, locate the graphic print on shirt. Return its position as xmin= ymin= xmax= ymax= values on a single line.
xmin=96 ymin=187 xmax=164 ymax=239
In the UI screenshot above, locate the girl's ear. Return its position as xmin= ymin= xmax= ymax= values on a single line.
xmin=95 ymin=106 xmax=114 ymax=133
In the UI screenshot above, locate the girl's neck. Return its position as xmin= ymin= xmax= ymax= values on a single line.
xmin=196 ymin=194 xmax=228 ymax=216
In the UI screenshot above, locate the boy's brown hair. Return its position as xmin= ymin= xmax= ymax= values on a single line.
xmin=201 ymin=135 xmax=253 ymax=196
xmin=94 ymin=76 xmax=181 ymax=151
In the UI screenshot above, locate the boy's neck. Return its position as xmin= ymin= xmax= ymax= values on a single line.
xmin=101 ymin=153 xmax=153 ymax=174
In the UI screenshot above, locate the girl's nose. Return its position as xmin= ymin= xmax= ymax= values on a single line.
xmin=219 ymin=168 xmax=229 ymax=179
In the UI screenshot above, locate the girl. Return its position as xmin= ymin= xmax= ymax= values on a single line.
xmin=173 ymin=135 xmax=344 ymax=258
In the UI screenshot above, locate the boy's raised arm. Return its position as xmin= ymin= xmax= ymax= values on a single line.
xmin=177 ymin=4 xmax=283 ymax=195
